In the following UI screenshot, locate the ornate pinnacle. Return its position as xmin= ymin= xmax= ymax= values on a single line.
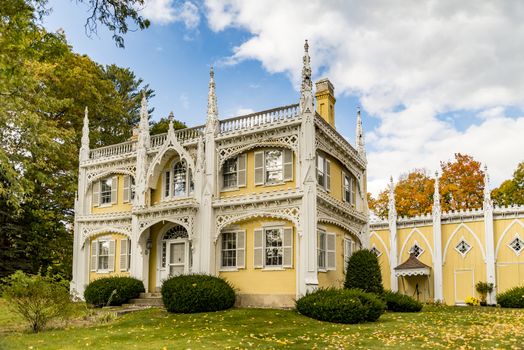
xmin=207 ymin=66 xmax=218 ymax=121
xmin=138 ymin=90 xmax=150 ymax=148
xmin=356 ymin=107 xmax=366 ymax=158
xmin=81 ymin=106 xmax=89 ymax=148
xmin=483 ymin=165 xmax=491 ymax=202
xmin=301 ymin=39 xmax=312 ymax=94
xmin=433 ymin=170 xmax=440 ymax=211
xmin=388 ymin=176 xmax=397 ymax=217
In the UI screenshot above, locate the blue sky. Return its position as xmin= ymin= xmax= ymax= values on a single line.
xmin=43 ymin=0 xmax=524 ymax=194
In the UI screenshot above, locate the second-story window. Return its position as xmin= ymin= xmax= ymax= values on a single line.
xmin=254 ymin=149 xmax=293 ymax=186
xmin=223 ymin=157 xmax=238 ymax=188
xmin=163 ymin=160 xmax=194 ymax=199
xmin=316 ymin=153 xmax=331 ymax=191
xmin=100 ymin=178 xmax=113 ymax=204
xmin=343 ymin=173 xmax=355 ymax=204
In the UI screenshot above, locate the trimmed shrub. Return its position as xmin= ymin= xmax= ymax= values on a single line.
xmin=2 ymin=270 xmax=73 ymax=332
xmin=84 ymin=276 xmax=144 ymax=307
xmin=161 ymin=274 xmax=235 ymax=313
xmin=344 ymin=249 xmax=384 ymax=294
xmin=295 ymin=288 xmax=386 ymax=324
xmin=384 ymin=290 xmax=423 ymax=312
xmin=497 ymin=286 xmax=524 ymax=308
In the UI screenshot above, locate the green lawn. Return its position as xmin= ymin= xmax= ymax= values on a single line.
xmin=1 ymin=302 xmax=524 ymax=350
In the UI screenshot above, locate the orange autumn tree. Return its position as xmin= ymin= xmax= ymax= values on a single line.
xmin=369 ymin=169 xmax=434 ymax=219
xmin=439 ymin=153 xmax=485 ymax=211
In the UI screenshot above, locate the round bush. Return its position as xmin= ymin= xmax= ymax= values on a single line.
xmin=84 ymin=276 xmax=145 ymax=307
xmin=161 ymin=274 xmax=235 ymax=313
xmin=296 ymin=288 xmax=386 ymax=324
xmin=344 ymin=249 xmax=384 ymax=294
xmin=497 ymin=286 xmax=524 ymax=308
xmin=384 ymin=290 xmax=423 ymax=312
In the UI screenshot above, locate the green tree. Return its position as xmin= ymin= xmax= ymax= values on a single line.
xmin=344 ymin=249 xmax=384 ymax=294
xmin=150 ymin=116 xmax=187 ymax=135
xmin=492 ymin=162 xmax=524 ymax=206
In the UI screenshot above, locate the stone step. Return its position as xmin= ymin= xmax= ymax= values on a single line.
xmin=129 ymin=297 xmax=164 ymax=307
xmin=139 ymin=292 xmax=162 ymax=298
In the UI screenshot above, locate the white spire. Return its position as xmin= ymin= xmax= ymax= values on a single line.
xmin=80 ymin=106 xmax=90 ymax=162
xmin=301 ymin=39 xmax=312 ymax=96
xmin=484 ymin=165 xmax=492 ymax=206
xmin=207 ymin=66 xmax=218 ymax=121
xmin=433 ymin=170 xmax=440 ymax=214
xmin=167 ymin=111 xmax=176 ymax=139
xmin=356 ymin=107 xmax=366 ymax=159
xmin=388 ymin=176 xmax=397 ymax=219
xmin=138 ymin=90 xmax=150 ymax=147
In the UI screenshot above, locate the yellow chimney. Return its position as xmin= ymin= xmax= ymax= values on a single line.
xmin=315 ymin=78 xmax=336 ymax=127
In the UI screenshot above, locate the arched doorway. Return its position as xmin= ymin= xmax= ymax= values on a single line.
xmin=158 ymin=225 xmax=192 ymax=283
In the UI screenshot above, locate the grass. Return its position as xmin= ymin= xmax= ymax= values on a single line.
xmin=1 ymin=302 xmax=524 ymax=349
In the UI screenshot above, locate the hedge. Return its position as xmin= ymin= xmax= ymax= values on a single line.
xmin=84 ymin=276 xmax=144 ymax=307
xmin=344 ymin=249 xmax=384 ymax=294
xmin=497 ymin=286 xmax=524 ymax=308
xmin=383 ymin=290 xmax=423 ymax=312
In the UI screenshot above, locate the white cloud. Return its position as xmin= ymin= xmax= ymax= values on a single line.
xmin=142 ymin=0 xmax=200 ymax=27
xmin=204 ymin=0 xmax=524 ymax=195
xmin=235 ymin=108 xmax=255 ymax=116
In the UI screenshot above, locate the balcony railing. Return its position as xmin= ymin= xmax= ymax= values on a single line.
xmin=150 ymin=125 xmax=205 ymax=149
xmin=219 ymin=104 xmax=300 ymax=134
xmin=89 ymin=140 xmax=136 ymax=160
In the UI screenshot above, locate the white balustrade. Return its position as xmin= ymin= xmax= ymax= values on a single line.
xmin=219 ymin=104 xmax=299 ymax=134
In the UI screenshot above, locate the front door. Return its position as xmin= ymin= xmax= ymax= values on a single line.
xmin=168 ymin=242 xmax=186 ymax=277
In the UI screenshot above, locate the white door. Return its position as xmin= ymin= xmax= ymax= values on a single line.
xmin=168 ymin=242 xmax=186 ymax=277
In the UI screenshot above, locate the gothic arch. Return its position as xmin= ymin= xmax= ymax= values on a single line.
xmin=495 ymin=219 xmax=524 ymax=258
xmin=138 ymin=218 xmax=193 ymax=241
xmin=399 ymin=228 xmax=434 ymax=263
xmin=81 ymin=227 xmax=131 ymax=245
xmin=85 ymin=169 xmax=135 ymax=195
xmin=370 ymin=231 xmax=390 ymax=260
xmin=443 ymin=223 xmax=486 ymax=263
xmin=146 ymin=136 xmax=195 ymax=190
xmin=219 ymin=141 xmax=297 ymax=167
xmin=317 ymin=216 xmax=363 ymax=242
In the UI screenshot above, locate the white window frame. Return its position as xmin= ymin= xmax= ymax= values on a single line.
xmin=90 ymin=237 xmax=115 ymax=273
xmin=409 ymin=241 xmax=425 ymax=258
xmin=343 ymin=237 xmax=354 ymax=273
xmin=253 ymin=226 xmax=293 ymax=269
xmin=220 ymin=230 xmax=246 ymax=270
xmin=316 ymin=153 xmax=331 ymax=191
xmin=162 ymin=160 xmax=194 ymax=200
xmin=120 ymin=238 xmax=131 ymax=272
xmin=509 ymin=234 xmax=524 ymax=256
xmin=455 ymin=236 xmax=472 ymax=258
xmin=254 ymin=149 xmax=293 ymax=186
xmin=317 ymin=230 xmax=336 ymax=272
xmin=222 ymin=157 xmax=238 ymax=189
xmin=343 ymin=172 xmax=355 ymax=205
xmin=370 ymin=244 xmax=382 ymax=258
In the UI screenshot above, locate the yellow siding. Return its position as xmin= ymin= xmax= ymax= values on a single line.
xmin=89 ymin=233 xmax=130 ymax=282
xmin=219 ymin=219 xmax=296 ymax=295
xmin=494 ymin=219 xmax=524 ymax=292
xmin=148 ymin=224 xmax=162 ymax=291
xmin=442 ymin=221 xmax=486 ymax=304
xmin=220 ymin=149 xmax=296 ymax=198
xmin=91 ymin=174 xmax=132 ymax=214
xmin=317 ymin=223 xmax=361 ymax=288
xmin=151 ymin=155 xmax=176 ymax=205
xmin=370 ymin=229 xmax=391 ymax=290
xmin=320 ymin=153 xmax=358 ymax=208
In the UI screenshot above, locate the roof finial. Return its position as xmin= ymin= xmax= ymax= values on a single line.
xmin=356 ymin=107 xmax=366 ymax=159
xmin=138 ymin=89 xmax=150 ymax=147
xmin=301 ymin=39 xmax=312 ymax=95
xmin=80 ymin=106 xmax=90 ymax=162
xmin=388 ymin=176 xmax=397 ymax=218
xmin=207 ymin=66 xmax=218 ymax=122
xmin=483 ymin=165 xmax=491 ymax=204
xmin=433 ymin=170 xmax=440 ymax=213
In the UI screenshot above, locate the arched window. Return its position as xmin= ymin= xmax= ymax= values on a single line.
xmin=163 ymin=159 xmax=194 ymax=199
xmin=173 ymin=161 xmax=187 ymax=197
xmin=161 ymin=225 xmax=189 ymax=268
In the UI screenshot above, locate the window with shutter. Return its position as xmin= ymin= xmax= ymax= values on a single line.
xmin=90 ymin=241 xmax=97 ymax=271
xmin=110 ymin=176 xmax=118 ymax=204
xmin=325 ymin=160 xmax=331 ymax=192
xmin=283 ymin=149 xmax=293 ymax=181
xmin=164 ymin=171 xmax=171 ymax=198
xmin=344 ymin=238 xmax=353 ymax=272
xmin=254 ymin=151 xmax=264 ymax=185
xmin=253 ymin=228 xmax=264 ymax=268
xmin=221 ymin=232 xmax=237 ymax=268
xmin=317 ymin=154 xmax=325 ymax=186
xmin=237 ymin=154 xmax=247 ymax=187
xmin=222 ymin=157 xmax=238 ymax=189
xmin=282 ymin=227 xmax=293 ymax=268
xmin=92 ymin=181 xmax=100 ymax=207
xmin=236 ymin=230 xmax=246 ymax=268
xmin=108 ymin=240 xmax=115 ymax=271
xmin=123 ymin=175 xmax=130 ymax=203
xmin=120 ymin=239 xmax=129 ymax=271
xmin=326 ymin=233 xmax=336 ymax=270
xmin=318 ymin=230 xmax=326 ymax=270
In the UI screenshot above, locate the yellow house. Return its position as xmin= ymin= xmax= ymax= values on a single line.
xmin=70 ymin=41 xmax=369 ymax=307
xmin=370 ymin=175 xmax=524 ymax=305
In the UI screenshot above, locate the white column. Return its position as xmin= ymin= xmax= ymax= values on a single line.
xmin=432 ymin=171 xmax=444 ymax=302
xmin=388 ymin=176 xmax=398 ymax=292
xmin=130 ymin=216 xmax=150 ymax=291
xmin=298 ymin=40 xmax=318 ymax=296
xmin=483 ymin=166 xmax=497 ymax=305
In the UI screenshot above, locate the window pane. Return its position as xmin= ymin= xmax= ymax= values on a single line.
xmin=221 ymin=232 xmax=237 ymax=267
xmin=100 ymin=178 xmax=112 ymax=204
xmin=223 ymin=157 xmax=238 ymax=188
xmin=317 ymin=155 xmax=325 ymax=186
xmin=265 ymin=229 xmax=283 ymax=266
xmin=173 ymin=161 xmax=187 ymax=197
xmin=265 ymin=150 xmax=283 ymax=183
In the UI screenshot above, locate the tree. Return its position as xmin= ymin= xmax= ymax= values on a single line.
xmin=492 ymin=162 xmax=524 ymax=206
xmin=344 ymin=249 xmax=384 ymax=294
xmin=368 ymin=170 xmax=434 ymax=219
xmin=439 ymin=153 xmax=484 ymax=211
xmin=150 ymin=116 xmax=187 ymax=135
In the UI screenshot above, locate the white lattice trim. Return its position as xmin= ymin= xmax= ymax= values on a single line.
xmin=80 ymin=223 xmax=132 ymax=245
xmin=317 ymin=215 xmax=364 ymax=243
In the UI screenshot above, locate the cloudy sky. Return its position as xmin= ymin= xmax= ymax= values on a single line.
xmin=45 ymin=0 xmax=524 ymax=195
